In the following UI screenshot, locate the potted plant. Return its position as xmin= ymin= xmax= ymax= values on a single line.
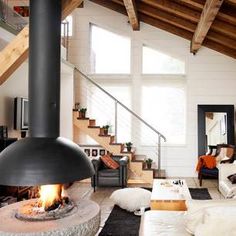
xmin=79 ymin=108 xmax=87 ymax=118
xmin=74 ymin=102 xmax=80 ymax=111
xmin=145 ymin=158 xmax=153 ymax=169
xmin=125 ymin=142 xmax=133 ymax=152
xmin=102 ymin=125 xmax=110 ymax=135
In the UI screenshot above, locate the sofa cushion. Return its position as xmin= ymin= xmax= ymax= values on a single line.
xmin=195 ymin=206 xmax=236 ymax=236
xmin=101 ymin=154 xmax=119 ymax=169
xmin=219 ymin=179 xmax=236 ymax=198
xmin=185 ymin=199 xmax=236 ymax=234
xmin=110 ymin=188 xmax=151 ymax=212
xmin=98 ymin=169 xmax=119 ymax=178
xmin=139 ymin=210 xmax=191 ymax=236
xmin=201 ymin=167 xmax=218 ymax=175
xmin=228 ymin=173 xmax=236 ymax=184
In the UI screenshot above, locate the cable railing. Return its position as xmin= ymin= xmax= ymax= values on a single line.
xmin=80 ymin=84 xmax=161 ymax=168
xmin=75 ymin=68 xmax=167 ymax=176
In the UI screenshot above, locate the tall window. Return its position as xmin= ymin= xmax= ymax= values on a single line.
xmin=142 ymin=46 xmax=185 ymax=74
xmin=90 ymin=24 xmax=131 ymax=74
xmin=141 ymin=82 xmax=186 ymax=144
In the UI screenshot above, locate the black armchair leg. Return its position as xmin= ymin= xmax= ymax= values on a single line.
xmin=93 ymin=175 xmax=96 ymax=192
xmin=199 ymin=174 xmax=203 ymax=186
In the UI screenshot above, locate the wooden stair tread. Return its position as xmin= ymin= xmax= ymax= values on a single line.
xmin=154 ymin=169 xmax=166 ymax=179
xmin=88 ymin=126 xmax=100 ymax=128
xmin=128 ymin=179 xmax=150 ymax=184
xmin=77 ymin=117 xmax=89 ymax=120
xmin=110 ymin=143 xmax=123 ymax=146
xmin=121 ymin=150 xmax=134 ymax=154
xmin=131 ymin=160 xmax=143 ymax=162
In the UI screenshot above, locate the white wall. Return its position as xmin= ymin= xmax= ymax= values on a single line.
xmin=69 ymin=1 xmax=236 ymax=177
xmin=0 ymin=61 xmax=74 ymax=140
xmin=0 ymin=23 xmax=75 ymax=140
xmin=0 ymin=62 xmax=29 ymax=138
xmin=60 ymin=61 xmax=74 ymax=140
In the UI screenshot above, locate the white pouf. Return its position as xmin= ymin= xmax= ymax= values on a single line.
xmin=110 ymin=188 xmax=151 ymax=212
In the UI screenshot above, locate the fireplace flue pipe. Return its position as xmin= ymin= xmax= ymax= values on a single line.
xmin=29 ymin=0 xmax=61 ymax=138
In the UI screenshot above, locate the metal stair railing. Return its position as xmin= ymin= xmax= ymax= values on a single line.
xmin=75 ymin=68 xmax=167 ymax=177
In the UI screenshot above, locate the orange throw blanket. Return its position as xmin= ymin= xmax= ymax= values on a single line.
xmin=196 ymin=155 xmax=216 ymax=172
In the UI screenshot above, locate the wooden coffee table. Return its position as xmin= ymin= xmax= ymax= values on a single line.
xmin=150 ymin=179 xmax=191 ymax=211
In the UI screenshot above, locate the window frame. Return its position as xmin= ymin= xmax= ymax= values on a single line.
xmin=89 ymin=23 xmax=132 ymax=75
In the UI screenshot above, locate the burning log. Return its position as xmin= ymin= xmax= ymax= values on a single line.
xmin=15 ymin=184 xmax=76 ymax=221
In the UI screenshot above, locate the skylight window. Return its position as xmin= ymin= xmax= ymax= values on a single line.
xmin=90 ymin=24 xmax=131 ymax=74
xmin=142 ymin=46 xmax=185 ymax=74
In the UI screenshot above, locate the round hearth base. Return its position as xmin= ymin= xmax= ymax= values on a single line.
xmin=0 ymin=199 xmax=100 ymax=236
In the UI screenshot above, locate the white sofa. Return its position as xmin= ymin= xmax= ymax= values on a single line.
xmin=219 ymin=163 xmax=236 ymax=198
xmin=139 ymin=199 xmax=236 ymax=236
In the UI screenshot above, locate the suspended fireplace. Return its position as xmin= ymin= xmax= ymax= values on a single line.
xmin=0 ymin=1 xmax=100 ymax=235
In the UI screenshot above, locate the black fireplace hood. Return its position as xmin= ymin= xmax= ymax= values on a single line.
xmin=0 ymin=0 xmax=94 ymax=186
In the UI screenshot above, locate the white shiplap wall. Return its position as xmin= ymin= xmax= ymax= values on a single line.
xmin=69 ymin=0 xmax=236 ymax=177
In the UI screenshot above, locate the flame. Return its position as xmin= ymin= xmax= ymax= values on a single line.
xmin=39 ymin=184 xmax=62 ymax=210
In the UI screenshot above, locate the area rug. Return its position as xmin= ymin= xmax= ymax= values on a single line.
xmin=189 ymin=188 xmax=212 ymax=200
xmin=99 ymin=188 xmax=211 ymax=236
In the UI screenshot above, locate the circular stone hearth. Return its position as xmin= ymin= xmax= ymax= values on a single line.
xmin=0 ymin=199 xmax=100 ymax=236
xmin=15 ymin=199 xmax=76 ymax=221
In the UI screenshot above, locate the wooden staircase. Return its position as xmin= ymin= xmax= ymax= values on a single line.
xmin=73 ymin=111 xmax=157 ymax=184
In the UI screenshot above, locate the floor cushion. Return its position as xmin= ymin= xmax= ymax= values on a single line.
xmin=110 ymin=188 xmax=151 ymax=212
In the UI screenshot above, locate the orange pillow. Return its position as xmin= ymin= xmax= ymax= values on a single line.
xmin=101 ymin=155 xmax=119 ymax=169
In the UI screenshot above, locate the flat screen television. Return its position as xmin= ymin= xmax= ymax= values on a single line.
xmin=14 ymin=97 xmax=29 ymax=130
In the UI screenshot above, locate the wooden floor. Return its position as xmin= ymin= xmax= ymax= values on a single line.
xmin=67 ymin=178 xmax=223 ymax=235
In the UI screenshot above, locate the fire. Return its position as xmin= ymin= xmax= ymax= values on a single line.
xmin=39 ymin=184 xmax=64 ymax=210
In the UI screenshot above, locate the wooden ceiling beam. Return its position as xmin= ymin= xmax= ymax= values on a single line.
xmin=142 ymin=0 xmax=201 ymax=23
xmin=0 ymin=0 xmax=83 ymax=85
xmin=191 ymin=0 xmax=224 ymax=54
xmin=91 ymin=0 xmax=127 ymax=14
xmin=203 ymin=38 xmax=236 ymax=58
xmin=207 ymin=31 xmax=236 ymax=49
xmin=123 ymin=0 xmax=139 ymax=30
xmin=226 ymin=0 xmax=236 ymax=5
xmin=139 ymin=13 xmax=193 ymax=41
xmin=178 ymin=0 xmax=236 ymax=25
xmin=62 ymin=0 xmax=84 ymax=20
xmin=177 ymin=0 xmax=206 ymax=10
xmin=136 ymin=2 xmax=196 ymax=32
xmin=211 ymin=20 xmax=236 ymax=39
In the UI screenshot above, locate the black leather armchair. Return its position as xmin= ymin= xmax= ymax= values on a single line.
xmin=91 ymin=155 xmax=129 ymax=191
